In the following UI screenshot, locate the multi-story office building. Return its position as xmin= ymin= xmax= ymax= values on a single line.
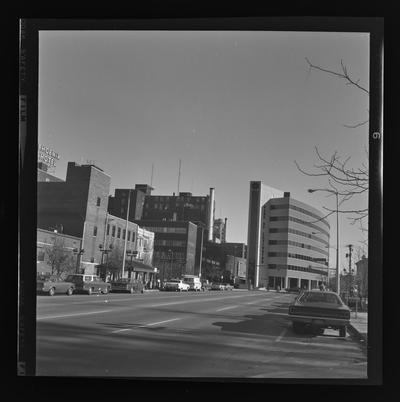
xmin=110 ymin=187 xmax=219 ymax=277
xmin=247 ymin=181 xmax=330 ymax=289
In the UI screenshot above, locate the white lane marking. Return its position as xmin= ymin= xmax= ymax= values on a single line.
xmin=216 ymin=305 xmax=238 ymax=312
xmin=37 ymin=310 xmax=113 ymax=320
xmin=111 ymin=318 xmax=182 ymax=333
xmin=147 ymin=293 xmax=266 ymax=308
xmin=275 ymin=328 xmax=288 ymax=342
xmin=139 ymin=318 xmax=182 ymax=327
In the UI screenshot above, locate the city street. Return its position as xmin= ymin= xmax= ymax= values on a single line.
xmin=36 ymin=290 xmax=367 ymax=378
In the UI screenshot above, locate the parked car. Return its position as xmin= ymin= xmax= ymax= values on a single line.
xmin=223 ymin=284 xmax=234 ymax=291
xmin=164 ymin=279 xmax=190 ymax=292
xmin=182 ymin=275 xmax=202 ymax=291
xmin=37 ymin=275 xmax=75 ymax=296
xmin=110 ymin=278 xmax=143 ymax=294
xmin=288 ymin=290 xmax=350 ymax=337
xmin=211 ymin=283 xmax=224 ymax=291
xmin=201 ymin=281 xmax=212 ymax=291
xmin=65 ymin=274 xmax=111 ymax=295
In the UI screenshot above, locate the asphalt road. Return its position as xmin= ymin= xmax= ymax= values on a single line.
xmin=36 ymin=290 xmax=367 ymax=378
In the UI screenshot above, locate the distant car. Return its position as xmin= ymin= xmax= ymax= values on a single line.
xmin=288 ymin=290 xmax=350 ymax=337
xmin=37 ymin=275 xmax=75 ymax=296
xmin=201 ymin=281 xmax=212 ymax=291
xmin=223 ymin=284 xmax=234 ymax=291
xmin=110 ymin=278 xmax=143 ymax=294
xmin=211 ymin=283 xmax=224 ymax=291
xmin=65 ymin=274 xmax=111 ymax=295
xmin=164 ymin=279 xmax=190 ymax=292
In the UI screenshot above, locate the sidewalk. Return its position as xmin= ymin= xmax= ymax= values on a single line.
xmin=348 ymin=311 xmax=368 ymax=344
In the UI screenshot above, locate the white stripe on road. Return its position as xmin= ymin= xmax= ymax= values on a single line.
xmin=111 ymin=318 xmax=182 ymax=333
xmin=147 ymin=293 xmax=266 ymax=308
xmin=37 ymin=309 xmax=114 ymax=320
xmin=275 ymin=328 xmax=288 ymax=342
xmin=216 ymin=305 xmax=238 ymax=312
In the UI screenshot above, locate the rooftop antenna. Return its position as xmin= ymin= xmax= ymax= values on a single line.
xmin=177 ymin=159 xmax=181 ymax=194
xmin=150 ymin=163 xmax=154 ymax=187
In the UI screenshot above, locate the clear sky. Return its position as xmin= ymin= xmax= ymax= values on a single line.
xmin=38 ymin=30 xmax=369 ymax=269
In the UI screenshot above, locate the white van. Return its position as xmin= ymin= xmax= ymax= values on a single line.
xmin=182 ymin=275 xmax=202 ymax=291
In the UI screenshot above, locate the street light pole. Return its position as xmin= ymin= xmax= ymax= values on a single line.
xmin=121 ymin=189 xmax=132 ymax=278
xmin=308 ymin=188 xmax=340 ymax=295
xmin=335 ymin=191 xmax=340 ymax=295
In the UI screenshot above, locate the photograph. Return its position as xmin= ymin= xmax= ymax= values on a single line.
xmin=18 ymin=18 xmax=383 ymax=382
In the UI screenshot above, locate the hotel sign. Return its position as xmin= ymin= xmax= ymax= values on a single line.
xmin=38 ymin=144 xmax=60 ymax=168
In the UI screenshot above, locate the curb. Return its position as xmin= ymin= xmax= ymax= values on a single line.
xmin=348 ymin=323 xmax=368 ymax=345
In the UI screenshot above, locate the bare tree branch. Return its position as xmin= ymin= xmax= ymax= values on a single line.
xmin=305 ymin=57 xmax=369 ymax=95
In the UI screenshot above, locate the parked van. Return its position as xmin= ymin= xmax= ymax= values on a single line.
xmin=182 ymin=275 xmax=202 ymax=291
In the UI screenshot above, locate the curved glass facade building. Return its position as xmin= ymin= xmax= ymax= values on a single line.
xmin=247 ymin=181 xmax=330 ymax=289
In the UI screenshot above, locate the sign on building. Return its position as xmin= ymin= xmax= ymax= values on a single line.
xmin=38 ymin=144 xmax=60 ymax=168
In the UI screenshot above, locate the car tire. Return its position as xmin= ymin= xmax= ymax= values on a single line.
xmin=313 ymin=327 xmax=324 ymax=335
xmin=102 ymin=287 xmax=109 ymax=294
xmin=66 ymin=287 xmax=74 ymax=296
xmin=339 ymin=326 xmax=347 ymax=337
xmin=48 ymin=287 xmax=55 ymax=296
xmin=292 ymin=322 xmax=304 ymax=334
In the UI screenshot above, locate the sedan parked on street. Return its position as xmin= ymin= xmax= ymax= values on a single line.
xmin=223 ymin=284 xmax=234 ymax=291
xmin=65 ymin=274 xmax=111 ymax=295
xmin=37 ymin=275 xmax=75 ymax=296
xmin=164 ymin=279 xmax=190 ymax=292
xmin=110 ymin=278 xmax=143 ymax=294
xmin=288 ymin=290 xmax=350 ymax=337
xmin=211 ymin=283 xmax=225 ymax=291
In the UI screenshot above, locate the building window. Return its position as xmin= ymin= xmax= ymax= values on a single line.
xmin=93 ymin=226 xmax=98 ymax=236
xmin=128 ymin=231 xmax=131 ymax=241
xmin=117 ymin=227 xmax=121 ymax=238
xmin=37 ymin=250 xmax=45 ymax=262
xmin=131 ymin=232 xmax=135 ymax=243
xmin=112 ymin=226 xmax=116 ymax=237
xmin=96 ymin=197 xmax=101 ymax=206
xmin=123 ymin=229 xmax=126 ymax=240
xmin=107 ymin=224 xmax=110 ymax=235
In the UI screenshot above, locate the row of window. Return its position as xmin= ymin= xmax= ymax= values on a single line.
xmin=268 ymin=251 xmax=327 ymax=264
xmin=268 ymin=240 xmax=329 ymax=257
xmin=270 ymin=203 xmax=330 ymax=228
xmin=269 ymin=227 xmax=329 ymax=246
xmin=154 ymin=251 xmax=186 ymax=260
xmin=269 ymin=216 xmax=330 ymax=237
xmin=105 ymin=224 xmax=136 ymax=242
xmin=142 ymin=226 xmax=187 ymax=234
xmin=151 ymin=196 xmax=206 ymax=203
xmin=154 ymin=240 xmax=187 ymax=247
xmin=268 ymin=264 xmax=328 ymax=276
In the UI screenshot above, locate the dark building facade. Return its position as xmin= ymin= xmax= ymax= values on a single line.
xmin=135 ymin=220 xmax=198 ymax=280
xmin=38 ymin=162 xmax=112 ymax=272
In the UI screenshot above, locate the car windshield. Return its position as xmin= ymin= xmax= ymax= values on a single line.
xmin=114 ymin=278 xmax=130 ymax=283
xmin=168 ymin=280 xmax=180 ymax=283
xmin=299 ymin=292 xmax=341 ymax=305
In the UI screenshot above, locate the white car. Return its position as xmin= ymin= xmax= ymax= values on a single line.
xmin=164 ymin=279 xmax=190 ymax=292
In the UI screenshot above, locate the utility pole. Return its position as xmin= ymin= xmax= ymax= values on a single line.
xmin=121 ymin=189 xmax=132 ymax=278
xmin=177 ymin=159 xmax=182 ymax=195
xmin=346 ymin=244 xmax=353 ymax=294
